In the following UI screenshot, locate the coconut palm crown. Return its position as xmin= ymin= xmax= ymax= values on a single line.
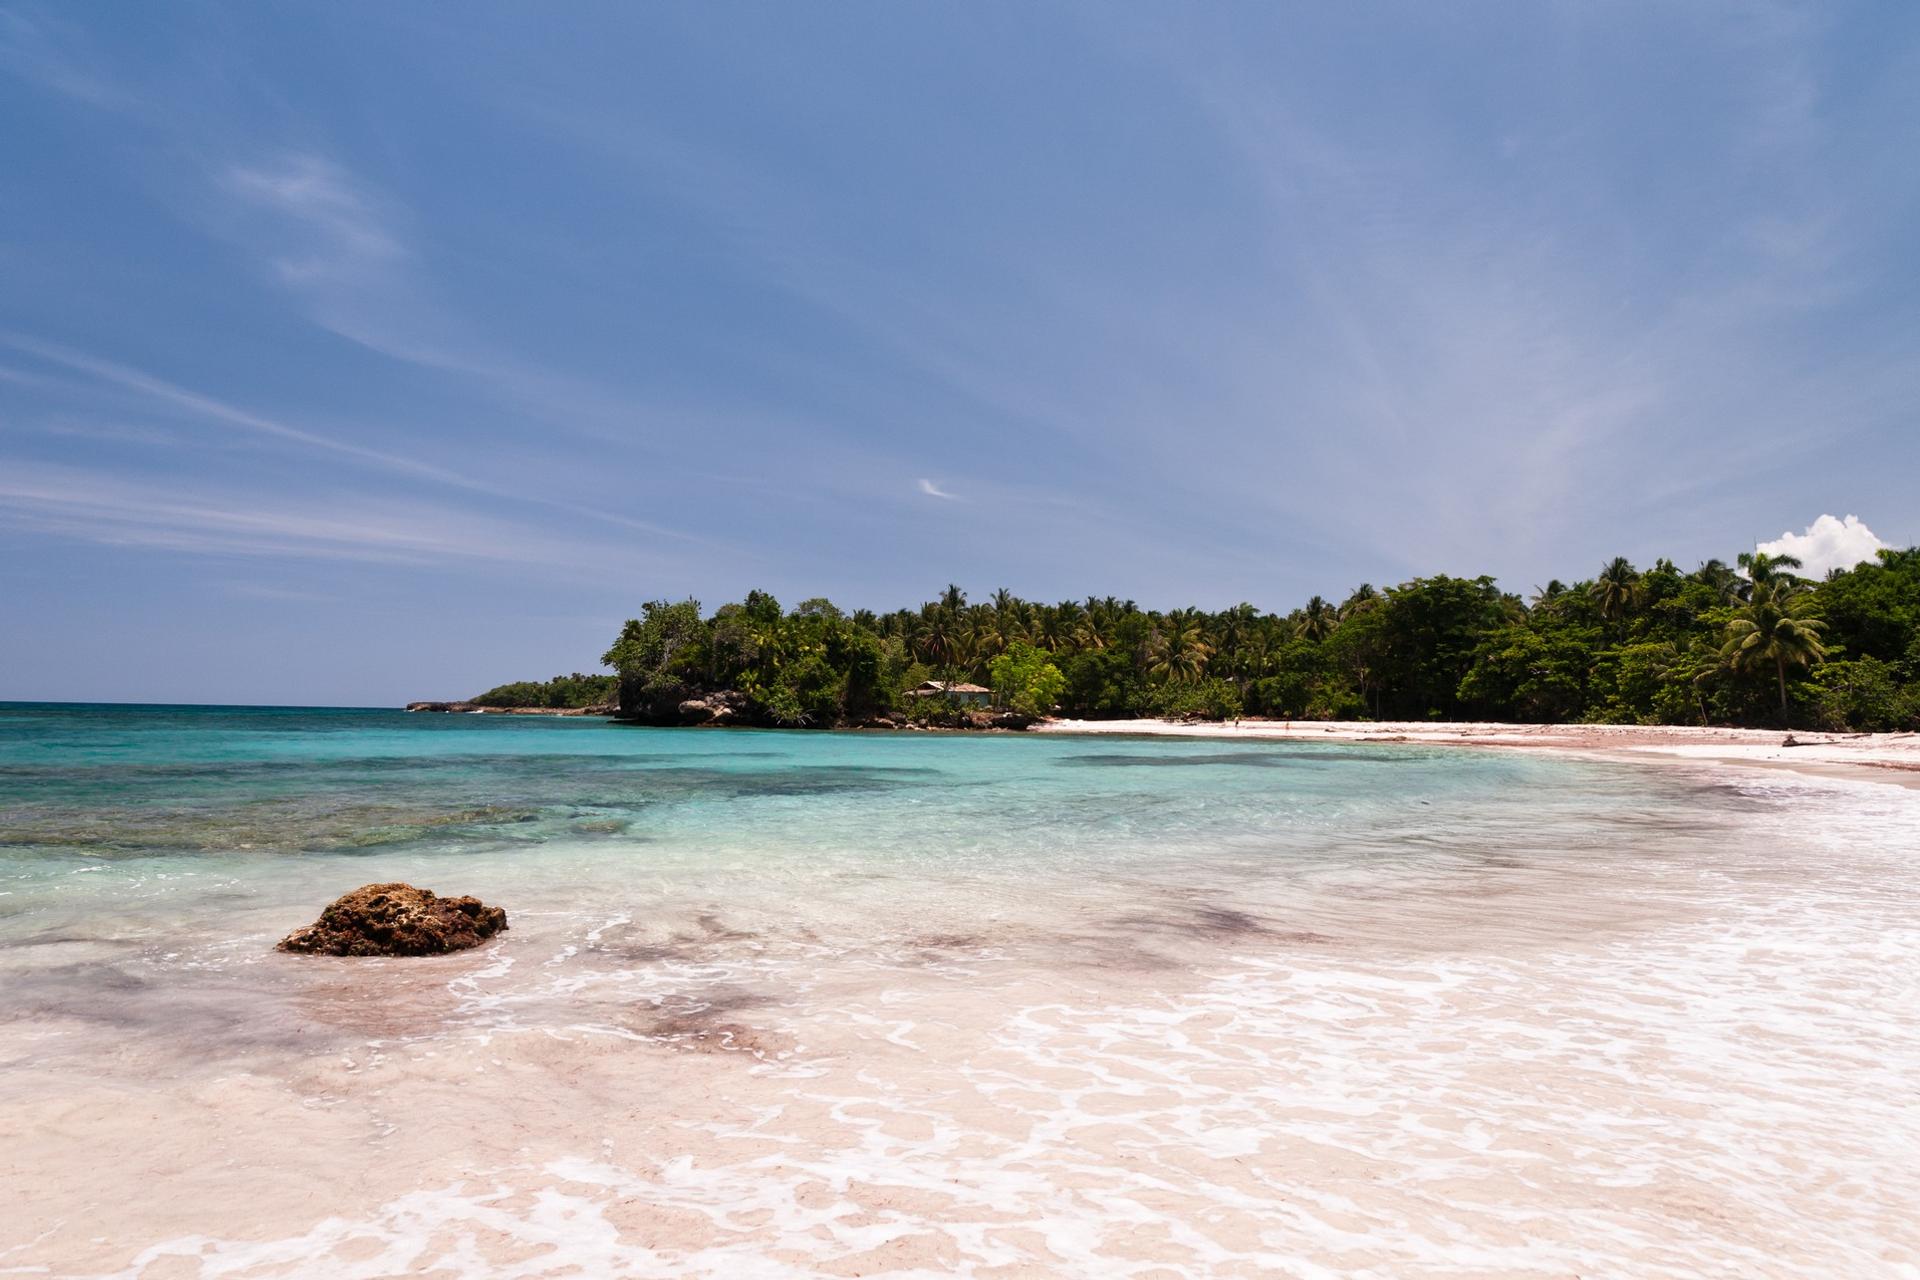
xmin=1297 ymin=596 xmax=1338 ymax=642
xmin=1588 ymin=556 xmax=1641 ymax=622
xmin=1719 ymin=579 xmax=1828 ymax=723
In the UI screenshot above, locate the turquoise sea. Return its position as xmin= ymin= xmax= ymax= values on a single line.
xmin=3 ymin=704 xmax=1918 ymax=1278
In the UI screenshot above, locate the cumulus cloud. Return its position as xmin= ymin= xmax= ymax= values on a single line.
xmin=1755 ymin=514 xmax=1887 ymax=577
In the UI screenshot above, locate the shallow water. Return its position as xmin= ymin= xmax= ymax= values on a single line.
xmin=2 ymin=704 xmax=1917 ymax=1278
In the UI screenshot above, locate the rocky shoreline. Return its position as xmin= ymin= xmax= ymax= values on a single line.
xmin=404 ymin=694 xmax=1038 ymax=731
xmin=627 ymin=690 xmax=1037 ymax=731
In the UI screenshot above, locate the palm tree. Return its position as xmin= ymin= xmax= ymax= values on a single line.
xmin=1004 ymin=603 xmax=1038 ymax=647
xmin=1589 ymin=557 xmax=1641 ymax=623
xmin=1737 ymin=551 xmax=1806 ymax=600
xmin=1692 ymin=559 xmax=1742 ymax=605
xmin=1340 ymin=584 xmax=1381 ymax=619
xmin=1044 ymin=600 xmax=1082 ymax=653
xmin=1214 ymin=602 xmax=1260 ymax=671
xmin=971 ymin=620 xmax=1007 ymax=666
xmin=1530 ymin=580 xmax=1568 ymax=612
xmin=1719 ymin=579 xmax=1827 ymax=724
xmin=1146 ymin=612 xmax=1212 ymax=682
xmin=1297 ymin=596 xmax=1337 ymax=642
xmin=1239 ymin=627 xmax=1276 ymax=680
xmin=949 ymin=628 xmax=987 ymax=681
xmin=918 ymin=605 xmax=958 ymax=666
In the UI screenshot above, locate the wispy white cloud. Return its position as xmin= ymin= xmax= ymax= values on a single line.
xmin=215 ymin=151 xmax=478 ymax=372
xmin=209 ymin=147 xmax=810 ymax=488
xmin=1099 ymin=7 xmax=1915 ymax=581
xmin=215 ymin=150 xmax=558 ymax=389
xmin=521 ymin=108 xmax=1110 ymax=452
xmin=220 ymin=580 xmax=339 ymax=604
xmin=30 ymin=416 xmax=177 ymax=446
xmin=0 ymin=363 xmax=61 ymax=388
xmin=0 ymin=459 xmax=662 ymax=573
xmin=0 ymin=7 xmax=126 ymax=108
xmin=0 ymin=333 xmax=703 ymax=545
xmin=1756 ymin=514 xmax=1887 ymax=577
xmin=224 ymin=154 xmax=405 ymax=286
xmin=2 ymin=332 xmax=476 ymax=486
xmin=7 ymin=5 xmax=1915 ymax=624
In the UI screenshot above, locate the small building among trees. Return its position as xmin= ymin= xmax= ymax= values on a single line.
xmin=908 ymin=680 xmax=993 ymax=706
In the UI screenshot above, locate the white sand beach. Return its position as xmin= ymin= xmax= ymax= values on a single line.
xmin=1041 ymin=718 xmax=1920 ymax=787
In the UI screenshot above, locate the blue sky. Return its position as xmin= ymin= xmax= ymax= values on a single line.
xmin=3 ymin=3 xmax=1916 ymax=704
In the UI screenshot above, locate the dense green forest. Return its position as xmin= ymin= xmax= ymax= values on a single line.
xmin=572 ymin=547 xmax=1920 ymax=731
xmin=471 ymin=672 xmax=617 ymax=709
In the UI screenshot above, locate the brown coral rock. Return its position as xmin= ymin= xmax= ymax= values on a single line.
xmin=277 ymin=882 xmax=507 ymax=957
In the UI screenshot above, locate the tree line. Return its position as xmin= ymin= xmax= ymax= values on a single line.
xmin=470 ymin=672 xmax=617 ymax=710
xmin=483 ymin=546 xmax=1920 ymax=730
